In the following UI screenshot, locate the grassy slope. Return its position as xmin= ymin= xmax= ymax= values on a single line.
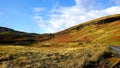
xmin=50 ymin=14 xmax=120 ymax=45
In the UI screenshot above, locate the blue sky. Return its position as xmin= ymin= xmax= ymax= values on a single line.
xmin=0 ymin=0 xmax=120 ymax=33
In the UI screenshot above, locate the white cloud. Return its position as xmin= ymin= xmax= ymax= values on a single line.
xmin=33 ymin=0 xmax=120 ymax=33
xmin=105 ymin=6 xmax=120 ymax=14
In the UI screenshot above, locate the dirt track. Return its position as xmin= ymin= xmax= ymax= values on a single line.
xmin=110 ymin=46 xmax=120 ymax=57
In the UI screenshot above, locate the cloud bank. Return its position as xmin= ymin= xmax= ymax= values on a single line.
xmin=33 ymin=0 xmax=120 ymax=33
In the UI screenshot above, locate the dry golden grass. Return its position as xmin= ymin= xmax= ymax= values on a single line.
xmin=0 ymin=43 xmax=108 ymax=68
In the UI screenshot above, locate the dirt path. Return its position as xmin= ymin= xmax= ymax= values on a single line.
xmin=110 ymin=46 xmax=120 ymax=57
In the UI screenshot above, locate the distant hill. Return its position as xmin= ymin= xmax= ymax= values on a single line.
xmin=0 ymin=27 xmax=54 ymax=45
xmin=0 ymin=27 xmax=14 ymax=32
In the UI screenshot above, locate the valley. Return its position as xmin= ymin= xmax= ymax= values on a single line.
xmin=0 ymin=14 xmax=120 ymax=68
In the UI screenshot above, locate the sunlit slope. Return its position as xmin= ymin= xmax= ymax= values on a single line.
xmin=50 ymin=14 xmax=120 ymax=45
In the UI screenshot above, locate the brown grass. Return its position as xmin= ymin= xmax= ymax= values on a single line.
xmin=0 ymin=43 xmax=108 ymax=68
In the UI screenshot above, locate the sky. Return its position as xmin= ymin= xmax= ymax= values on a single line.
xmin=0 ymin=0 xmax=120 ymax=33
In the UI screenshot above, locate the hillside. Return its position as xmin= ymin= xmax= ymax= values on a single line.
xmin=49 ymin=14 xmax=120 ymax=45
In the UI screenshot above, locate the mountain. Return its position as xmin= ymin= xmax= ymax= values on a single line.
xmin=49 ymin=14 xmax=120 ymax=45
